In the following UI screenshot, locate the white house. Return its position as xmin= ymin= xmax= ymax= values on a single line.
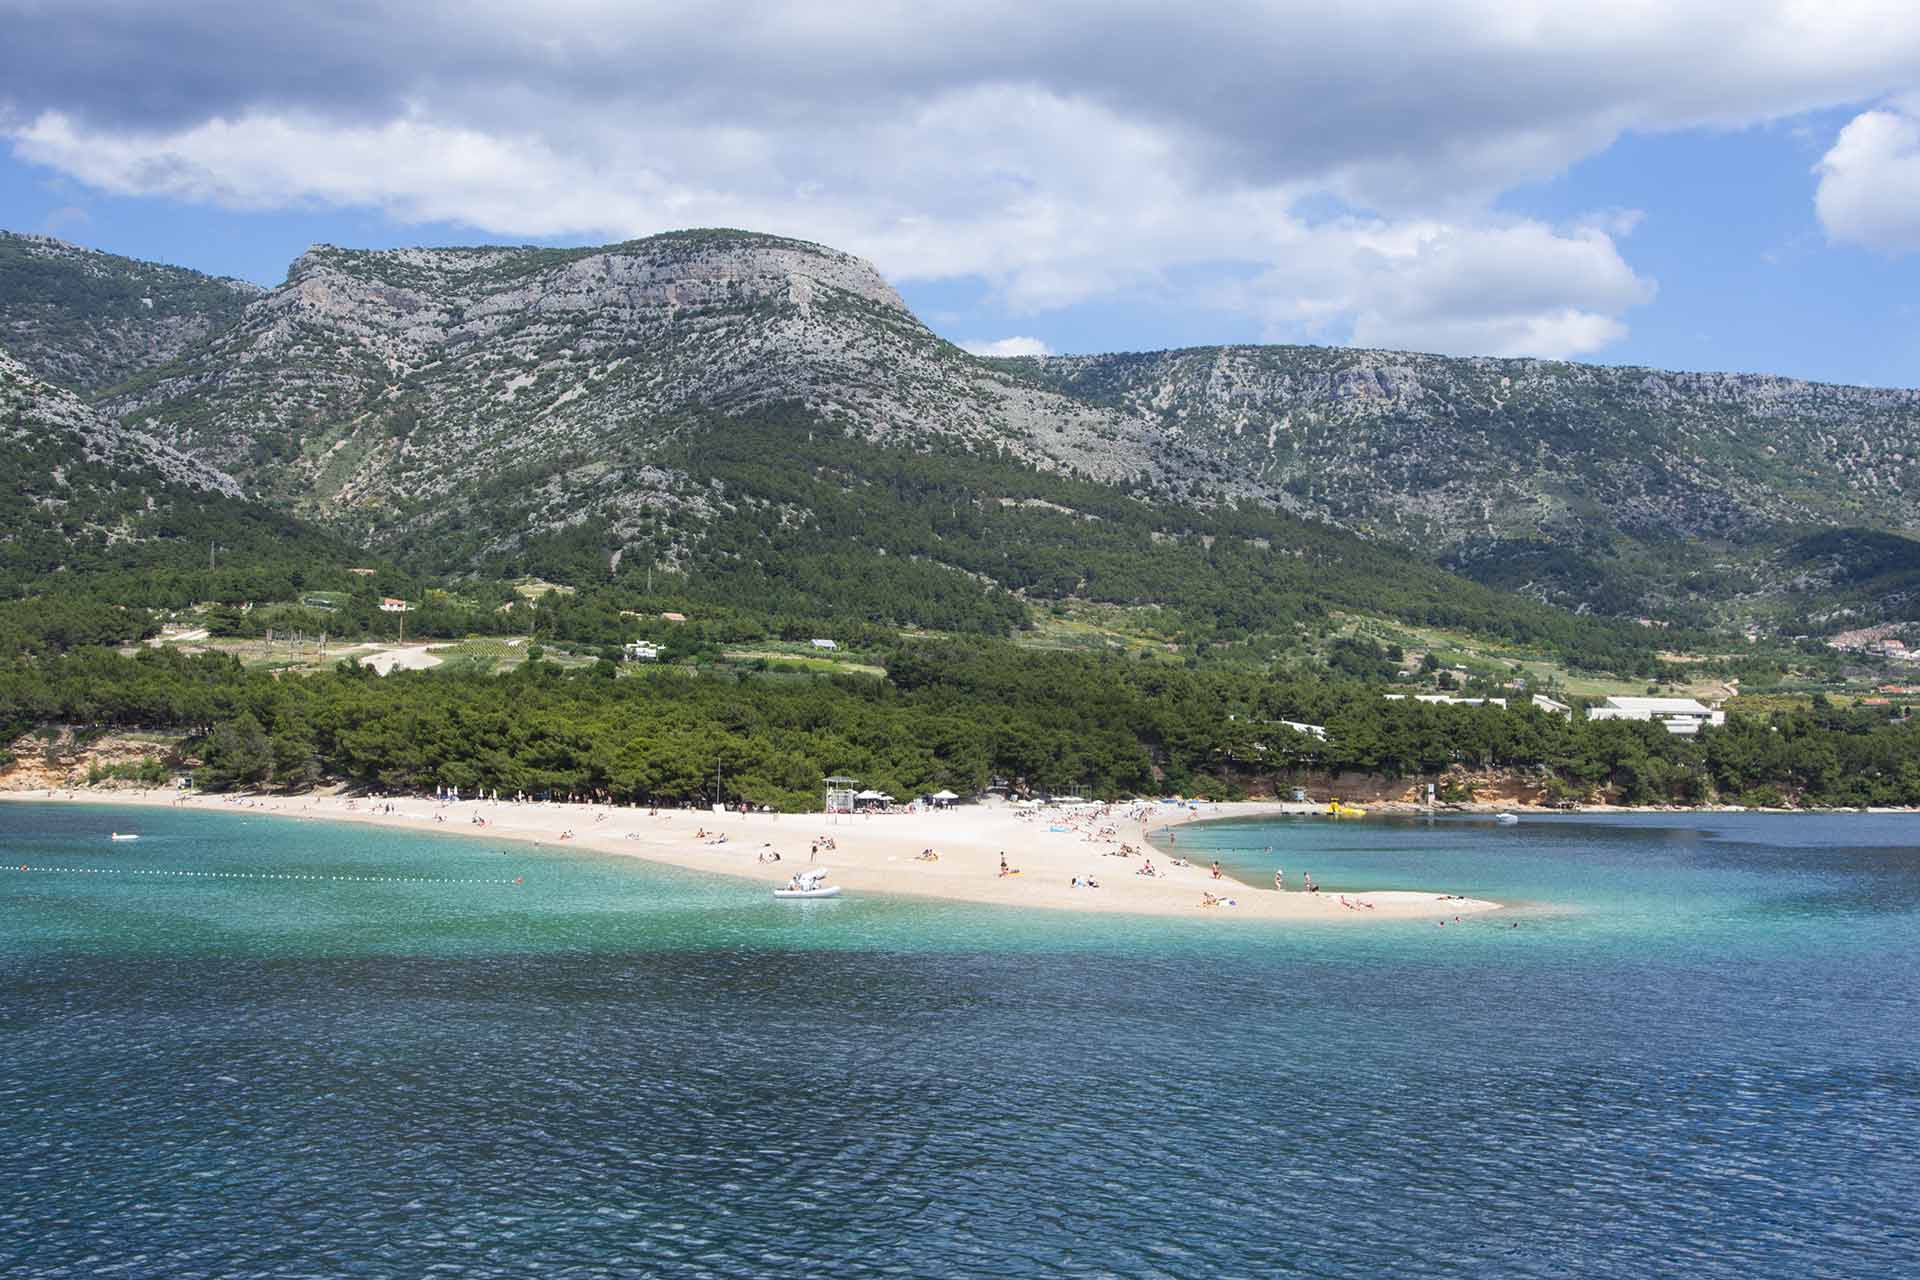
xmin=379 ymin=597 xmax=410 ymax=613
xmin=1586 ymin=696 xmax=1725 ymax=736
xmin=1530 ymin=694 xmax=1573 ymax=717
xmin=624 ymin=641 xmax=660 ymax=661
xmin=810 ymin=638 xmax=838 ymax=651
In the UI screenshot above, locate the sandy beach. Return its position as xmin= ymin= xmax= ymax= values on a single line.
xmin=1 ymin=789 xmax=1502 ymax=923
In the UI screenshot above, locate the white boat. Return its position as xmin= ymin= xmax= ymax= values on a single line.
xmin=1493 ymin=813 xmax=1519 ymax=825
xmin=774 ymin=870 xmax=841 ymax=899
xmin=110 ymin=832 xmax=141 ymax=841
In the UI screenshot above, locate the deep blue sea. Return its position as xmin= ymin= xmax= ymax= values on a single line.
xmin=2 ymin=804 xmax=1916 ymax=1278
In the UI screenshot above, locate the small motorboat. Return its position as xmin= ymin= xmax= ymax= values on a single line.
xmin=1493 ymin=813 xmax=1519 ymax=825
xmin=110 ymin=832 xmax=141 ymax=841
xmin=774 ymin=870 xmax=841 ymax=899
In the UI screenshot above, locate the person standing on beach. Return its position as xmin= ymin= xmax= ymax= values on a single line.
xmin=1274 ymin=868 xmax=1284 ymax=891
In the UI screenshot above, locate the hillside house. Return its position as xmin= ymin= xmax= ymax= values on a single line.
xmin=810 ymin=638 xmax=838 ymax=651
xmin=624 ymin=642 xmax=660 ymax=661
xmin=379 ymin=598 xmax=410 ymax=613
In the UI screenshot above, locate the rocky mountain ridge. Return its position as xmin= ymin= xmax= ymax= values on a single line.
xmin=0 ymin=231 xmax=260 ymax=393
xmin=2 ymin=348 xmax=241 ymax=499
xmin=1020 ymin=345 xmax=1919 ymax=545
xmin=92 ymin=230 xmax=1190 ymax=557
xmin=6 ymin=227 xmax=1920 ymax=626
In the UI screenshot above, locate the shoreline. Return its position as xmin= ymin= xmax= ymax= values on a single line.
xmin=1 ymin=789 xmax=1502 ymax=923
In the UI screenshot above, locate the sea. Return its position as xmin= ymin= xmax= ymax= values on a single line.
xmin=2 ymin=803 xmax=1916 ymax=1278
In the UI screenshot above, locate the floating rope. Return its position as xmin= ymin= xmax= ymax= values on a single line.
xmin=11 ymin=864 xmax=522 ymax=886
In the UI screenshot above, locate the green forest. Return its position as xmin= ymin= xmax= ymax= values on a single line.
xmin=6 ymin=641 xmax=1916 ymax=810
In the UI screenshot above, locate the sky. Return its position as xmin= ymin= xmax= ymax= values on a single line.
xmin=4 ymin=2 xmax=1920 ymax=386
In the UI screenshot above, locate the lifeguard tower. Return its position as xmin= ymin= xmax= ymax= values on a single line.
xmin=823 ymin=775 xmax=860 ymax=814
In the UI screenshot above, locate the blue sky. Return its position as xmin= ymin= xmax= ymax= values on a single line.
xmin=5 ymin=3 xmax=1920 ymax=387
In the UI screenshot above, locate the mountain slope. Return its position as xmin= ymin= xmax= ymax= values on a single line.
xmin=0 ymin=347 xmax=342 ymax=593
xmin=100 ymin=230 xmax=1179 ymax=549
xmin=9 ymin=227 xmax=1920 ymax=632
xmin=1007 ymin=345 xmax=1920 ymax=621
xmin=0 ymin=232 xmax=261 ymax=393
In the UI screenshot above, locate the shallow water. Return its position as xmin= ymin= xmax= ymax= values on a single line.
xmin=2 ymin=804 xmax=1916 ymax=1277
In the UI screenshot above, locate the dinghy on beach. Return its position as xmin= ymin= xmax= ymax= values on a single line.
xmin=774 ymin=869 xmax=841 ymax=899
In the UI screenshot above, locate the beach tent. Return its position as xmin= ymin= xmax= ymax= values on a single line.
xmin=855 ymin=789 xmax=887 ymax=800
xmin=931 ymin=789 xmax=960 ymax=806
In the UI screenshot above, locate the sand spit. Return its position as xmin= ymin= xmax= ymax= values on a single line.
xmin=1 ymin=790 xmax=1502 ymax=923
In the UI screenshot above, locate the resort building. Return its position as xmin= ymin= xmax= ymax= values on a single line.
xmin=1585 ymin=696 xmax=1725 ymax=736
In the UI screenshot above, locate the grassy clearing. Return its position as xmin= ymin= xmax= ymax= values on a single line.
xmin=512 ymin=578 xmax=575 ymax=599
xmin=720 ymin=649 xmax=886 ymax=677
xmin=1016 ymin=601 xmax=1183 ymax=660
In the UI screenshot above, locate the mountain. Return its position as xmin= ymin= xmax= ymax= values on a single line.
xmin=95 ymin=231 xmax=1179 ymax=544
xmin=0 ymin=231 xmax=261 ymax=393
xmin=6 ymin=226 xmax=1919 ymax=635
xmin=1008 ymin=346 xmax=1920 ymax=622
xmin=0 ymin=346 xmax=345 ymax=596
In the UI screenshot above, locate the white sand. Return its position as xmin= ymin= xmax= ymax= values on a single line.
xmin=2 ymin=790 xmax=1502 ymax=923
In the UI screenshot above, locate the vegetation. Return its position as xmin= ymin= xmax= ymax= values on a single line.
xmin=6 ymin=641 xmax=1916 ymax=810
xmin=414 ymin=408 xmax=1682 ymax=673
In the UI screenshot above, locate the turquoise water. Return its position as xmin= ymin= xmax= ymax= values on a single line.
xmin=2 ymin=804 xmax=1916 ymax=1277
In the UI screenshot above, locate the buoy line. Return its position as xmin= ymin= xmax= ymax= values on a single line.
xmin=10 ymin=864 xmax=523 ymax=886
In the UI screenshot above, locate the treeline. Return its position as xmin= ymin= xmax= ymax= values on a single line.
xmin=6 ymin=641 xmax=1917 ymax=809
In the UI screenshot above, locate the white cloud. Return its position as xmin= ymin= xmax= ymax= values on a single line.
xmin=1204 ymin=219 xmax=1654 ymax=358
xmin=960 ymin=336 xmax=1053 ymax=357
xmin=1815 ymin=96 xmax=1920 ymax=252
xmin=7 ymin=2 xmax=1918 ymax=357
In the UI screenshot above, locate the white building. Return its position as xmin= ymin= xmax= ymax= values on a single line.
xmin=1530 ymin=694 xmax=1573 ymax=717
xmin=810 ymin=638 xmax=839 ymax=651
xmin=379 ymin=597 xmax=409 ymax=613
xmin=624 ymin=641 xmax=660 ymax=661
xmin=1586 ymin=696 xmax=1725 ymax=736
xmin=1383 ymin=694 xmax=1508 ymax=708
